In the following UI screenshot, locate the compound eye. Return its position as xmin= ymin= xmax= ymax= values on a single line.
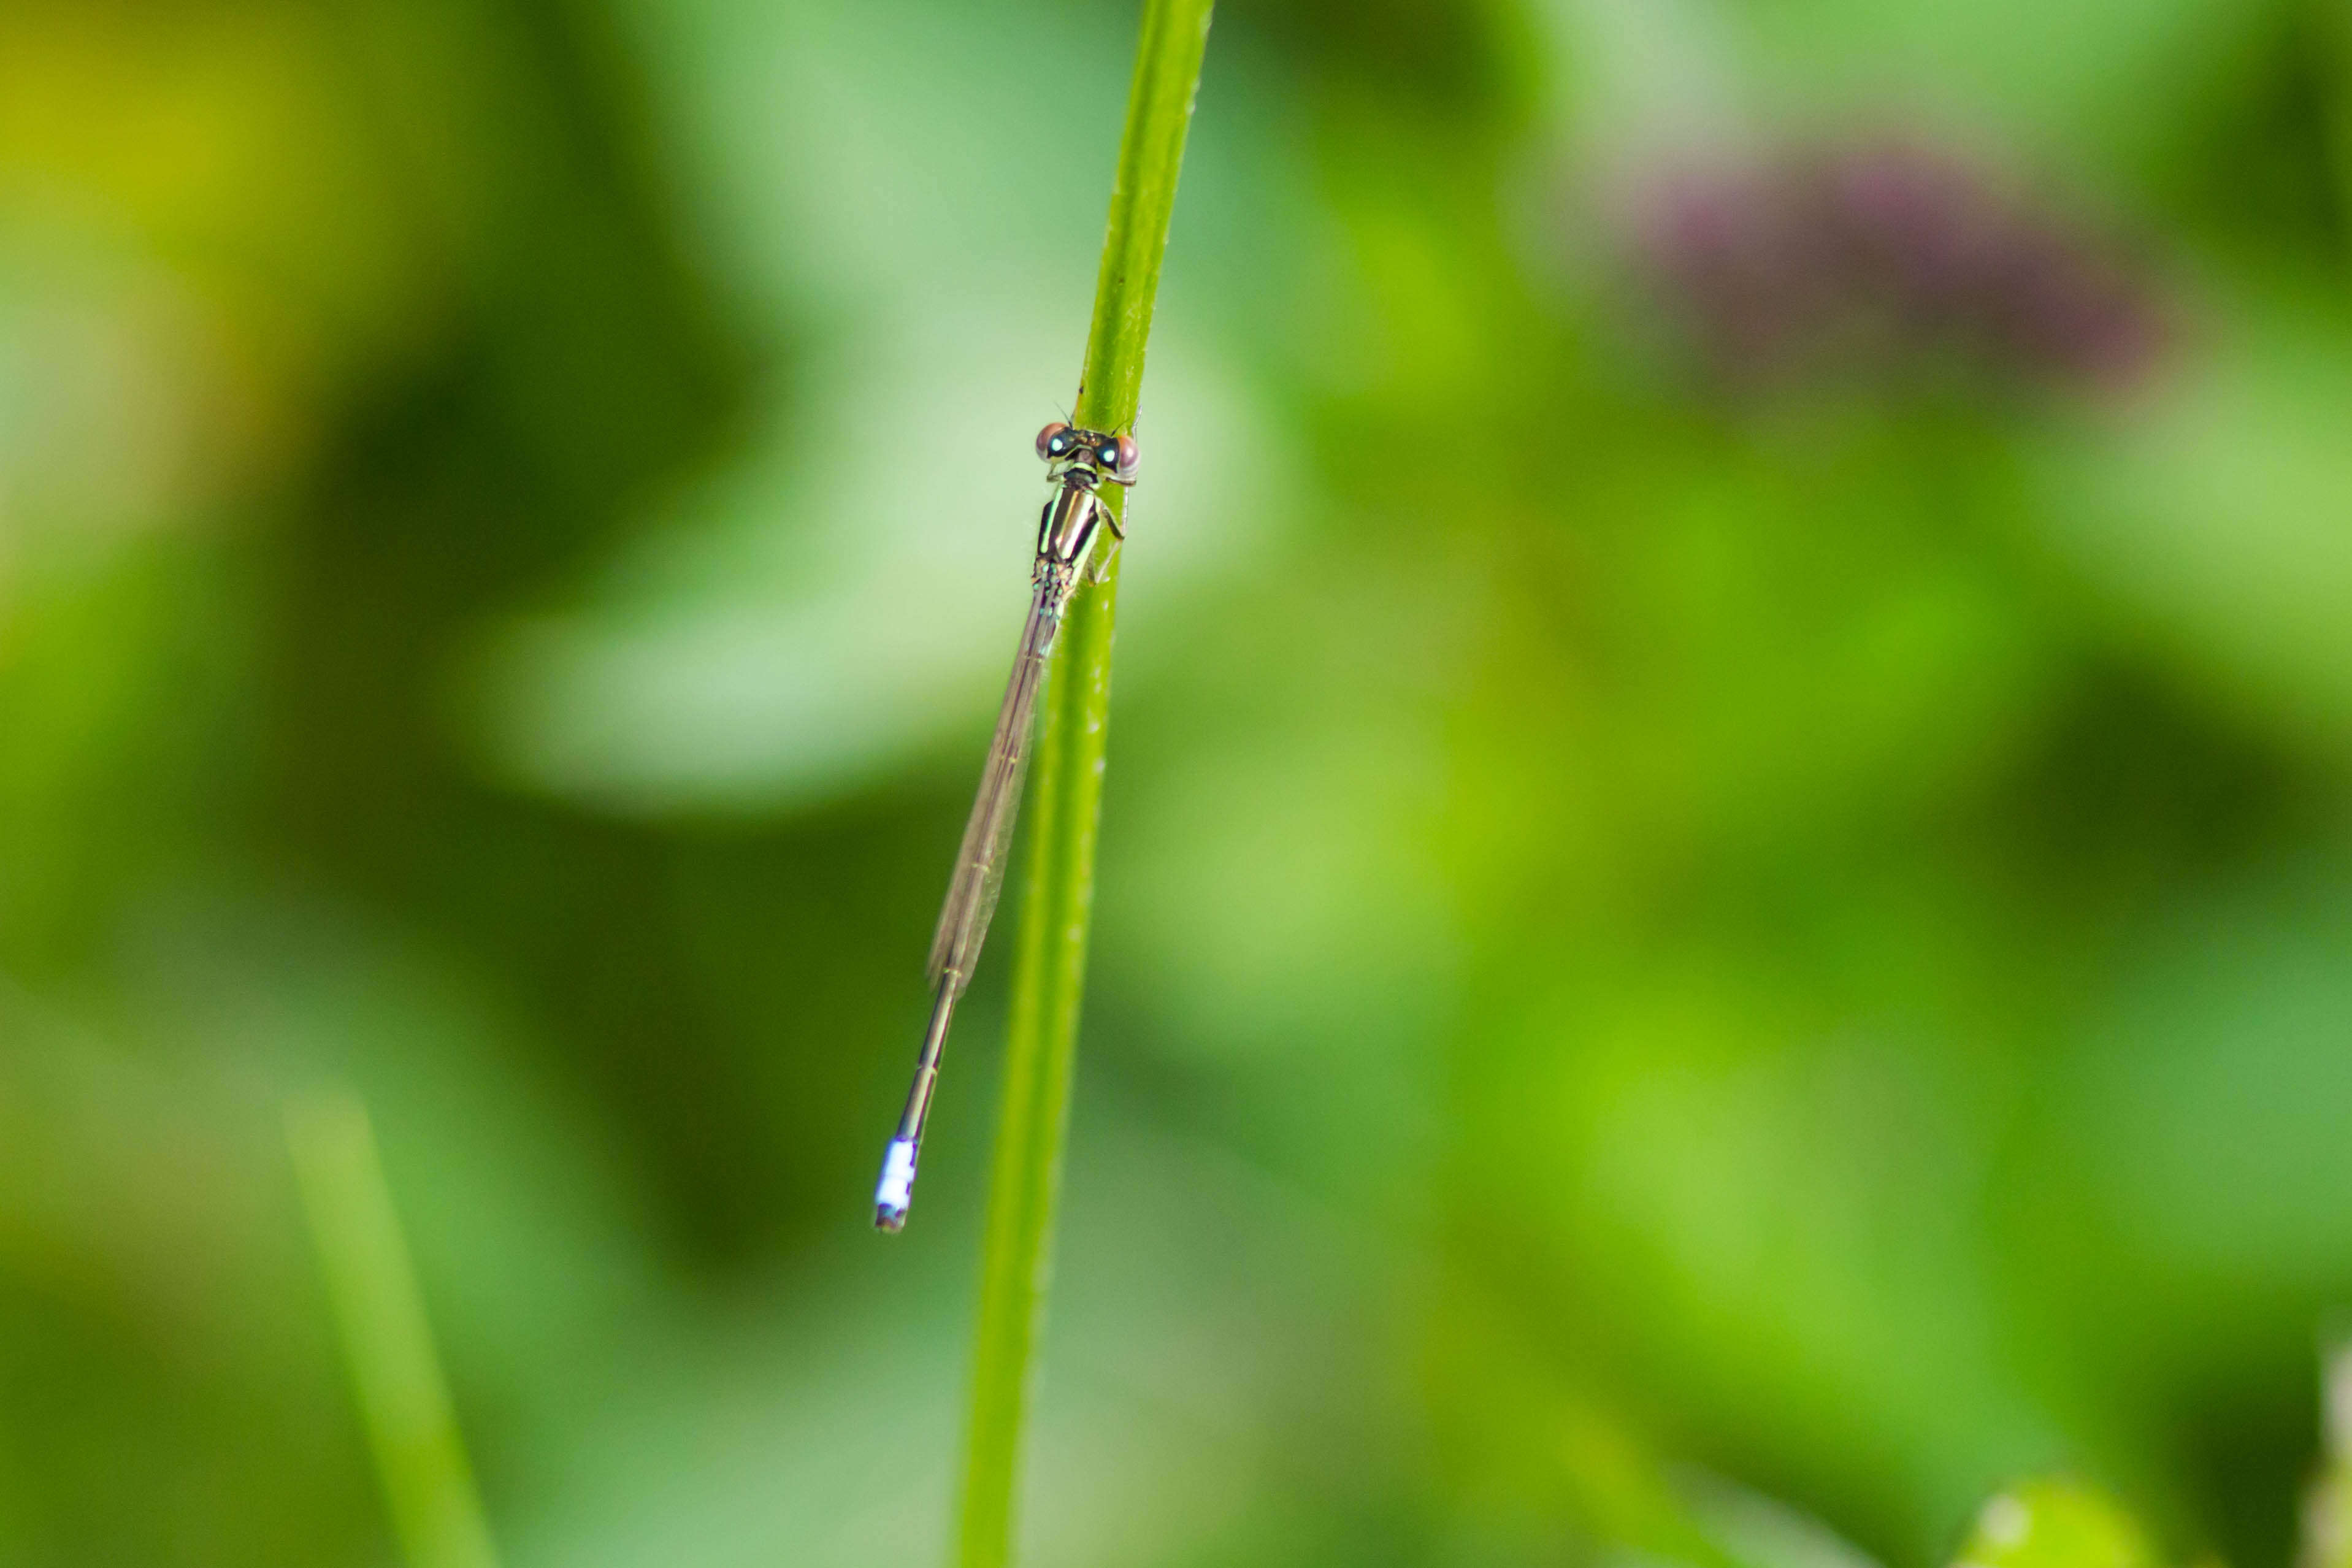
xmin=1036 ymin=422 xmax=1070 ymax=461
xmin=1113 ymin=434 xmax=1140 ymax=481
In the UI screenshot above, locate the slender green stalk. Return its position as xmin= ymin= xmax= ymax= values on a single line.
xmin=286 ymin=1090 xmax=501 ymax=1568
xmin=2302 ymin=1342 xmax=2352 ymax=1568
xmin=954 ymin=4 xmax=1212 ymax=1566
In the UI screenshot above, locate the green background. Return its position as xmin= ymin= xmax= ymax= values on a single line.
xmin=6 ymin=0 xmax=2352 ymax=1563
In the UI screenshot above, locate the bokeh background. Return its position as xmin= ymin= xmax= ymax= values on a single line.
xmin=8 ymin=0 xmax=2352 ymax=1564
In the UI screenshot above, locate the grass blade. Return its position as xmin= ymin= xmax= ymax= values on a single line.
xmin=2302 ymin=1342 xmax=2352 ymax=1568
xmin=954 ymin=2 xmax=1213 ymax=1564
xmin=286 ymin=1090 xmax=502 ymax=1568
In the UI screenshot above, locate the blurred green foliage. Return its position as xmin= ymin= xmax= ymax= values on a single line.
xmin=1951 ymin=1481 xmax=2163 ymax=1568
xmin=8 ymin=0 xmax=2352 ymax=1565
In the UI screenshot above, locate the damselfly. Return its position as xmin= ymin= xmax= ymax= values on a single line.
xmin=873 ymin=421 xmax=1140 ymax=1232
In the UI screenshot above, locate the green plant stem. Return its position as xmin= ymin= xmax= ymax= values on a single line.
xmin=2303 ymin=1342 xmax=2352 ymax=1568
xmin=286 ymin=1090 xmax=501 ymax=1568
xmin=954 ymin=3 xmax=1212 ymax=1566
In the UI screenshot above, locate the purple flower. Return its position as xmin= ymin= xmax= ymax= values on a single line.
xmin=1634 ymin=141 xmax=2165 ymax=392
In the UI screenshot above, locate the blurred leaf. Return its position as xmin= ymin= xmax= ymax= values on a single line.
xmin=1951 ymin=1480 xmax=2162 ymax=1568
xmin=1688 ymin=1475 xmax=1890 ymax=1568
xmin=2039 ymin=288 xmax=2352 ymax=756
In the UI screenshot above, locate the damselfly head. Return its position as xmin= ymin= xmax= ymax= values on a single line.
xmin=1035 ymin=421 xmax=1139 ymax=486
